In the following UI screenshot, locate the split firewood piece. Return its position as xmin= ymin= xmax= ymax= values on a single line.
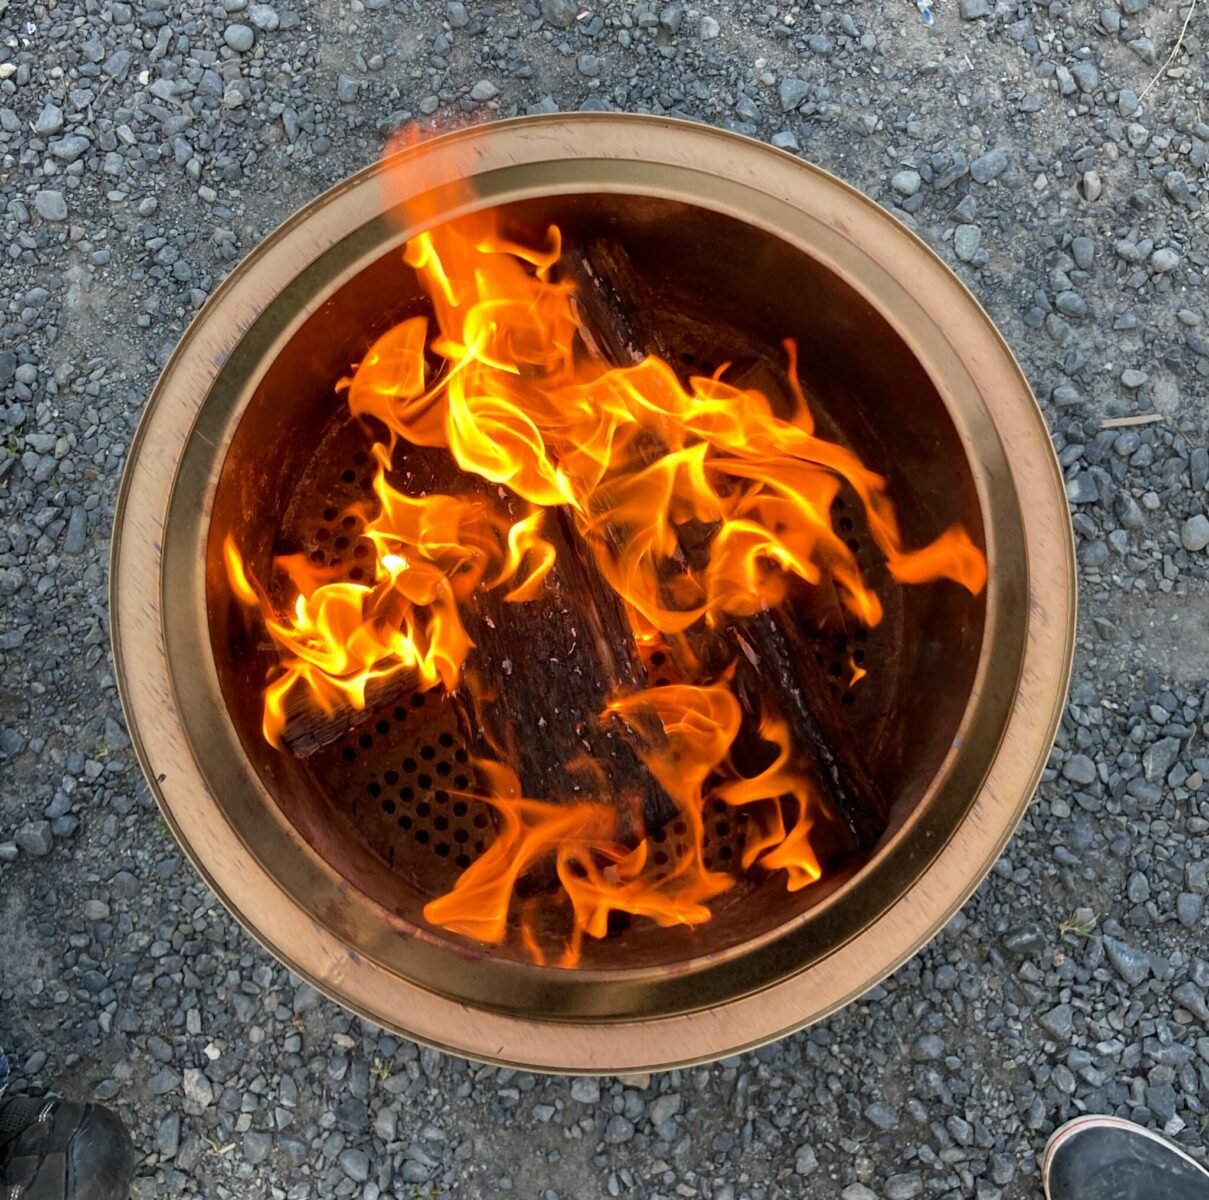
xmin=561 ymin=235 xmax=889 ymax=852
xmin=453 ymin=496 xmax=679 ymax=842
xmin=281 ymin=668 xmax=416 ymax=758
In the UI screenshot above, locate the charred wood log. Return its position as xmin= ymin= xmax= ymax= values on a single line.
xmin=562 ymin=235 xmax=889 ymax=852
xmin=281 ymin=669 xmax=416 ymax=758
xmin=453 ymin=496 xmax=678 ymax=841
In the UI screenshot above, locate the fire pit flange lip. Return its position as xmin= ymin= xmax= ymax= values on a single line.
xmin=111 ymin=113 xmax=1075 ymax=1072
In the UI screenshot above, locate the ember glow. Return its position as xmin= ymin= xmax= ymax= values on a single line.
xmin=225 ymin=149 xmax=987 ymax=966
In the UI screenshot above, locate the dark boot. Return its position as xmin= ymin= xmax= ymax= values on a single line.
xmin=1044 ymin=1114 xmax=1209 ymax=1200
xmin=0 ymin=1096 xmax=134 ymax=1200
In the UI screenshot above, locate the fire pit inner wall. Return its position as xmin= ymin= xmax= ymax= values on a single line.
xmin=203 ymin=192 xmax=994 ymax=1006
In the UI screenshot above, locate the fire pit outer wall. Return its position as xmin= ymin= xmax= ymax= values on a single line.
xmin=111 ymin=115 xmax=1075 ymax=1073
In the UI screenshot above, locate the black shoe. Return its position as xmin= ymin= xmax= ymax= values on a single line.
xmin=1044 ymin=1114 xmax=1209 ymax=1200
xmin=0 ymin=1095 xmax=134 ymax=1200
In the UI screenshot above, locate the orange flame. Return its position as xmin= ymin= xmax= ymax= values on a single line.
xmin=224 ymin=136 xmax=986 ymax=964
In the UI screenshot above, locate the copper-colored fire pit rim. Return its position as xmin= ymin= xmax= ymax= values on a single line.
xmin=112 ymin=114 xmax=1075 ymax=1071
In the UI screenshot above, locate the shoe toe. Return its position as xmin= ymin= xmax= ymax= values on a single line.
xmin=68 ymin=1104 xmax=135 ymax=1200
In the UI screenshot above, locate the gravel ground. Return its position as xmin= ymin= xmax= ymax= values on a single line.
xmin=2 ymin=0 xmax=1208 ymax=1197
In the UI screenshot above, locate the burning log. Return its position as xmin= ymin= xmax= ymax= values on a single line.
xmin=562 ymin=236 xmax=890 ymax=852
xmin=281 ymin=669 xmax=415 ymax=758
xmin=454 ymin=499 xmax=679 ymax=838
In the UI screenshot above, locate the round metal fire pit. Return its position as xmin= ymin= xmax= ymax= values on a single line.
xmin=111 ymin=114 xmax=1075 ymax=1072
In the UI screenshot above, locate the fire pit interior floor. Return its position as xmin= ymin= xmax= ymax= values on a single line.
xmin=114 ymin=116 xmax=1074 ymax=1070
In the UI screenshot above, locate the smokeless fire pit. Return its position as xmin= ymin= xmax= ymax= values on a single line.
xmin=111 ymin=115 xmax=1075 ymax=1072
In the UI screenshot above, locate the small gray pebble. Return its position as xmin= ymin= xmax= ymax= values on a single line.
xmin=34 ymin=191 xmax=68 ymax=222
xmin=242 ymin=1130 xmax=272 ymax=1165
xmin=224 ymin=24 xmax=255 ymax=51
xmin=954 ymin=224 xmax=982 ymax=262
xmin=1151 ymin=247 xmax=1180 ymax=274
xmin=540 ymin=0 xmax=577 ymax=28
xmin=15 ymin=821 xmax=53 ymax=857
xmin=570 ymin=1077 xmax=600 ymax=1103
xmin=1062 ymin=754 xmax=1096 ymax=785
xmin=470 ymin=79 xmax=499 ymax=102
xmin=247 ymin=4 xmax=279 ymax=30
xmin=970 ymin=147 xmax=1008 ymax=184
xmin=1181 ymin=514 xmax=1209 ymax=552
xmin=604 ymin=1114 xmax=635 ymax=1144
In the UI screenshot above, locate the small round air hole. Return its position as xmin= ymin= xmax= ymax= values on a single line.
xmin=382 ymin=799 xmax=396 ymax=815
xmin=400 ymin=786 xmax=414 ymax=802
xmin=341 ymin=748 xmax=355 ymax=763
xmin=651 ymin=650 xmax=666 ymax=666
xmin=393 ymin=707 xmax=408 ymax=721
xmin=854 ymin=650 xmax=866 ymax=664
xmin=341 ymin=468 xmax=356 ymax=483
xmin=438 ymin=732 xmax=454 ymax=748
xmin=315 ymin=527 xmax=331 ymax=543
xmin=376 ymin=720 xmax=390 ymax=736
xmin=455 ymin=853 xmax=470 ymax=868
xmin=840 ymin=517 xmax=854 ymax=532
xmin=846 ymin=538 xmax=860 ymax=553
xmin=418 ymin=773 xmax=433 ymax=789
xmin=454 ymin=748 xmax=468 ymax=763
xmin=474 ymin=840 xmax=486 ymax=853
xmin=672 ymin=820 xmax=687 ymax=836
xmin=385 ymin=770 xmax=399 ymax=786
xmin=341 ymin=515 xmax=357 ymax=530
xmin=434 ymin=842 xmax=451 ymax=857
xmin=310 ymin=550 xmax=325 ymax=564
xmin=832 ymin=496 xmax=846 ymax=511
xmin=367 ymin=782 xmax=381 ymax=798
xmin=473 ymin=814 xmax=489 ymax=829
xmin=436 ymin=761 xmax=451 ymax=777
xmin=716 ymin=821 xmax=730 ymax=837
xmin=654 ymin=850 xmax=669 ymax=866
xmin=653 ymin=828 xmax=667 ymax=843
xmin=453 ymin=801 xmax=468 ymax=817
xmin=454 ymin=828 xmax=469 ymax=843
xmin=681 ymin=352 xmax=695 ymax=365
xmin=719 ymin=845 xmax=733 ymax=860
xmin=655 ymin=677 xmax=670 ymax=687
xmin=434 ymin=816 xmax=449 ymax=832
xmin=416 ymin=829 xmax=430 ymax=845
xmin=329 ymin=558 xmax=342 ymax=569
xmin=417 ymin=801 xmax=431 ymax=818
xmin=435 ymin=789 xmax=449 ymax=804
xmin=349 ymin=568 xmax=364 ymax=582
xmin=353 ymin=544 xmax=368 ymax=559
xmin=454 ymin=775 xmax=469 ymax=789
xmin=711 ymin=798 xmax=726 ymax=813
xmin=403 ymin=757 xmax=417 ymax=772
xmin=420 ymin=745 xmax=436 ymax=761
xmin=323 ymin=506 xmax=338 ymax=521
xmin=397 ymin=815 xmax=412 ymax=830
xmin=334 ymin=536 xmax=349 ymax=551
xmin=410 ymin=694 xmax=426 ymax=709
xmin=358 ymin=734 xmax=373 ymax=749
